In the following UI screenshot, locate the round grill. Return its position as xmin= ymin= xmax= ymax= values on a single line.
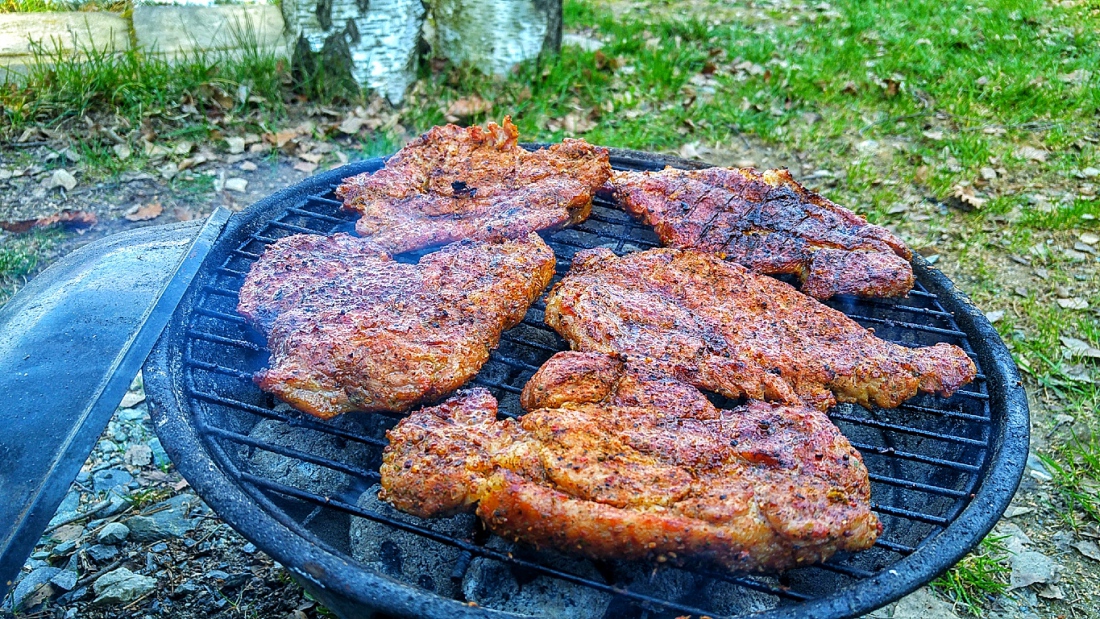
xmin=144 ymin=150 xmax=1029 ymax=619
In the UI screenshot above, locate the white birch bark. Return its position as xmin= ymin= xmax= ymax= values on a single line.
xmin=427 ymin=0 xmax=561 ymax=76
xmin=281 ymin=0 xmax=424 ymax=103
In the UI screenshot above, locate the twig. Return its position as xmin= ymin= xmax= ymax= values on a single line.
xmin=122 ymin=588 xmax=156 ymax=610
xmin=73 ymin=557 xmax=125 ymax=590
xmin=41 ymin=499 xmax=111 ymax=535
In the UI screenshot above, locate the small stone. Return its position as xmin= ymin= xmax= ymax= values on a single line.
xmin=979 ymin=167 xmax=997 ymax=180
xmin=171 ymin=579 xmax=200 ymax=598
xmin=984 ymin=310 xmax=1005 ymax=324
xmin=239 ymin=161 xmax=258 ymax=172
xmin=85 ymin=544 xmax=119 ymax=562
xmin=120 ymin=391 xmax=145 ymax=408
xmin=50 ymin=569 xmax=78 ymax=592
xmin=92 ymin=567 xmax=156 ymax=605
xmin=148 ymin=437 xmax=171 ymax=468
xmin=1004 ymin=505 xmax=1034 ymax=518
xmin=1057 ymin=297 xmax=1089 ymax=310
xmin=225 ymin=137 xmax=246 ymax=154
xmin=150 ymin=542 xmax=168 ymax=552
xmin=891 ymin=587 xmax=960 ymax=619
xmin=997 ymin=522 xmax=1032 ymax=555
xmin=1072 ymin=539 xmax=1100 ymax=562
xmin=1079 ymin=232 xmax=1099 ymax=245
xmin=45 ymin=169 xmax=78 ymax=192
xmin=93 ymin=468 xmax=134 ymax=494
xmin=11 ymin=567 xmax=61 ymax=611
xmin=124 ymin=494 xmax=203 ymax=541
xmin=173 ymin=141 xmax=194 ymax=156
xmin=97 ymin=522 xmax=130 ymax=545
xmin=241 ymin=542 xmax=256 ymax=554
xmin=51 ymin=539 xmax=78 ymax=556
xmin=1009 ymin=551 xmax=1058 ymax=590
xmin=125 ymin=444 xmax=153 ymax=467
xmin=113 ymin=143 xmax=132 ymax=160
xmin=223 ymin=178 xmax=248 ymax=193
xmin=1079 ymin=167 xmax=1100 ymax=178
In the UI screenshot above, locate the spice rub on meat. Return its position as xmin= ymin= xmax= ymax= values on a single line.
xmin=544 ymin=247 xmax=975 ymax=411
xmin=335 ymin=117 xmax=611 ymax=254
xmin=611 ymin=166 xmax=914 ymax=299
xmin=237 ymin=232 xmax=554 ymax=419
xmin=380 ymin=353 xmax=880 ymax=572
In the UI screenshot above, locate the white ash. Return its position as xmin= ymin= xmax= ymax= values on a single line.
xmin=350 ymin=484 xmax=476 ymax=598
xmin=240 ymin=414 xmax=372 ymax=498
xmin=462 ymin=537 xmax=612 ymax=618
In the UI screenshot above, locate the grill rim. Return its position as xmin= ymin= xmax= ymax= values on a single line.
xmin=144 ymin=152 xmax=1029 ymax=619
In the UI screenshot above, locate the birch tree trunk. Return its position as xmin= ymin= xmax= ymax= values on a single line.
xmin=428 ymin=0 xmax=563 ymax=76
xmin=282 ymin=0 xmax=425 ymax=103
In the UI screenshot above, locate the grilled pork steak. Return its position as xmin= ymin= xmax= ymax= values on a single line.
xmin=237 ymin=232 xmax=554 ymax=419
xmin=611 ymin=167 xmax=914 ymax=299
xmin=336 ymin=117 xmax=611 ymax=254
xmin=544 ymin=247 xmax=975 ymax=411
xmin=381 ymin=355 xmax=880 ymax=572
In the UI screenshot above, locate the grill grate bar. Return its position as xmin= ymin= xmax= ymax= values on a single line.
xmin=232 ymin=249 xmax=262 ymax=260
xmin=829 ymin=296 xmax=955 ymax=319
xmin=306 ymin=196 xmax=343 ymax=208
xmin=270 ymin=220 xmax=328 ymax=235
xmin=188 ymin=329 xmax=262 ymax=351
xmin=216 ymin=266 xmax=248 ymax=278
xmin=867 ymin=473 xmax=968 ymax=499
xmin=201 ymin=285 xmax=239 ymax=298
xmin=238 ymin=473 xmax=734 ymax=618
xmin=204 ymin=424 xmax=383 ymax=480
xmin=814 ymin=562 xmax=876 ymax=579
xmin=872 ymin=503 xmax=949 ymax=526
xmin=873 ymin=539 xmax=916 ymax=555
xmin=285 ymin=207 xmax=347 ymax=223
xmin=828 ymin=413 xmax=987 ymax=447
xmin=845 ymin=314 xmax=966 ymax=338
xmin=186 ymin=357 xmax=253 ymax=380
xmin=849 ymin=442 xmax=982 ymax=473
xmin=678 ymin=566 xmax=814 ymax=601
xmin=897 ymin=402 xmax=989 ymax=423
xmin=188 ymin=389 xmax=386 ymax=446
xmin=194 ymin=307 xmax=248 ymax=324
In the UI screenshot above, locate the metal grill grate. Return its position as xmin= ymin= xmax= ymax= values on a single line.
xmin=168 ymin=157 xmax=1003 ymax=618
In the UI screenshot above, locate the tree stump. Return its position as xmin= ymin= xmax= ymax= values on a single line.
xmin=427 ymin=0 xmax=563 ymax=76
xmin=282 ymin=0 xmax=424 ymax=103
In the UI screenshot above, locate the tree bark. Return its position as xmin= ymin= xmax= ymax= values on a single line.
xmin=427 ymin=0 xmax=563 ymax=76
xmin=282 ymin=0 xmax=425 ymax=103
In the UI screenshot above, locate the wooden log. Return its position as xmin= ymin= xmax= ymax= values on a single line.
xmin=282 ymin=0 xmax=424 ymax=103
xmin=427 ymin=0 xmax=563 ymax=76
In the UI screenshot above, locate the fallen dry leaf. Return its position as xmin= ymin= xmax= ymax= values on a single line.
xmin=1060 ymin=336 xmax=1100 ymax=359
xmin=225 ymin=136 xmax=245 ymax=154
xmin=44 ymin=169 xmax=77 ymax=192
xmin=1073 ymin=540 xmax=1100 ymax=562
xmin=298 ymin=152 xmax=324 ymax=164
xmin=0 ymin=210 xmax=96 ymax=232
xmin=922 ymin=130 xmax=944 ymax=140
xmin=446 ymin=95 xmax=493 ymax=119
xmin=1015 ymin=146 xmax=1048 ymax=162
xmin=339 ymin=116 xmax=366 ymax=135
xmin=947 ymin=184 xmax=986 ymax=211
xmin=1057 ymin=298 xmax=1089 ymax=310
xmin=125 ymin=200 xmax=163 ymax=222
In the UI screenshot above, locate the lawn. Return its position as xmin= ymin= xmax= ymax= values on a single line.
xmin=2 ymin=0 xmax=1098 ymax=615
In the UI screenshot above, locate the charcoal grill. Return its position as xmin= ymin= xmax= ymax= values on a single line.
xmin=143 ymin=149 xmax=1029 ymax=619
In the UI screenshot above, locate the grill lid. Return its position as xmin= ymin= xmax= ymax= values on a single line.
xmin=144 ymin=151 xmax=1029 ymax=619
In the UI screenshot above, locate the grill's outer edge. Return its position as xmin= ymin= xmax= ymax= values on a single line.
xmin=145 ymin=153 xmax=1029 ymax=619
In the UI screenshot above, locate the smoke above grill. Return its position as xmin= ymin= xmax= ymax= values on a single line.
xmin=144 ymin=152 xmax=1029 ymax=619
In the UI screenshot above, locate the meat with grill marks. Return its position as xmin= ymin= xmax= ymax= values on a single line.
xmin=544 ymin=247 xmax=975 ymax=411
xmin=237 ymin=232 xmax=555 ymax=419
xmin=335 ymin=117 xmax=611 ymax=254
xmin=380 ymin=352 xmax=880 ymax=573
xmin=610 ymin=166 xmax=914 ymax=299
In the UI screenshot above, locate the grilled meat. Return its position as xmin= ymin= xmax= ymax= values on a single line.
xmin=237 ymin=232 xmax=555 ymax=419
xmin=335 ymin=117 xmax=612 ymax=254
xmin=381 ymin=355 xmax=880 ymax=572
xmin=611 ymin=167 xmax=914 ymax=299
xmin=544 ymin=247 xmax=975 ymax=411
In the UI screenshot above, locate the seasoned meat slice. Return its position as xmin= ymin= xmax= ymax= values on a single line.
xmin=611 ymin=167 xmax=914 ymax=299
xmin=381 ymin=369 xmax=880 ymax=572
xmin=336 ymin=117 xmax=611 ymax=254
xmin=238 ymin=233 xmax=554 ymax=419
xmin=544 ymin=248 xmax=975 ymax=411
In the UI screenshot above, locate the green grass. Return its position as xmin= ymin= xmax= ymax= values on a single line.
xmin=0 ymin=228 xmax=63 ymax=303
xmin=1 ymin=0 xmax=1099 ymax=613
xmin=931 ymin=535 xmax=1012 ymax=616
xmin=0 ymin=0 xmax=127 ymax=11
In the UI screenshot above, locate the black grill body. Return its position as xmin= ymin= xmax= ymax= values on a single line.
xmin=144 ymin=150 xmax=1029 ymax=619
